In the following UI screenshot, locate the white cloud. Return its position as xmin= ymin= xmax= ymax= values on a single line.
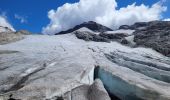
xmin=14 ymin=14 xmax=27 ymax=23
xmin=0 ymin=15 xmax=15 ymax=31
xmin=163 ymin=18 xmax=170 ymax=21
xmin=42 ymin=0 xmax=167 ymax=34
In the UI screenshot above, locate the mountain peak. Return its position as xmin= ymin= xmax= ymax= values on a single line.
xmin=56 ymin=21 xmax=113 ymax=35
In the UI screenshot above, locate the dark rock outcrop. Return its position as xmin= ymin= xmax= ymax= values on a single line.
xmin=74 ymin=31 xmax=130 ymax=44
xmin=119 ymin=21 xmax=170 ymax=56
xmin=133 ymin=21 xmax=170 ymax=56
xmin=56 ymin=21 xmax=113 ymax=35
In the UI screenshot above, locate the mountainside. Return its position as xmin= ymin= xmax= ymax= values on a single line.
xmin=0 ymin=21 xmax=170 ymax=100
xmin=68 ymin=21 xmax=170 ymax=57
xmin=119 ymin=21 xmax=170 ymax=56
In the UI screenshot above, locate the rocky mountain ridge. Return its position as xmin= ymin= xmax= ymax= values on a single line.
xmin=56 ymin=21 xmax=113 ymax=35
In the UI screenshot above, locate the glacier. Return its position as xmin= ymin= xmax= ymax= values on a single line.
xmin=0 ymin=25 xmax=170 ymax=100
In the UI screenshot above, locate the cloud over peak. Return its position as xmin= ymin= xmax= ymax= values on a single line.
xmin=42 ymin=0 xmax=167 ymax=34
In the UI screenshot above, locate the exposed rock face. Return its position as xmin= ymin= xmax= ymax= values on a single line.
xmin=133 ymin=21 xmax=170 ymax=56
xmin=0 ymin=32 xmax=24 ymax=45
xmin=56 ymin=21 xmax=113 ymax=35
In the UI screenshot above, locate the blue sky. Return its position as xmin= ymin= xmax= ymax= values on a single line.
xmin=0 ymin=0 xmax=170 ymax=33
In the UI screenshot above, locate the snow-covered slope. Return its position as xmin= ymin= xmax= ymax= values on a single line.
xmin=0 ymin=29 xmax=170 ymax=100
